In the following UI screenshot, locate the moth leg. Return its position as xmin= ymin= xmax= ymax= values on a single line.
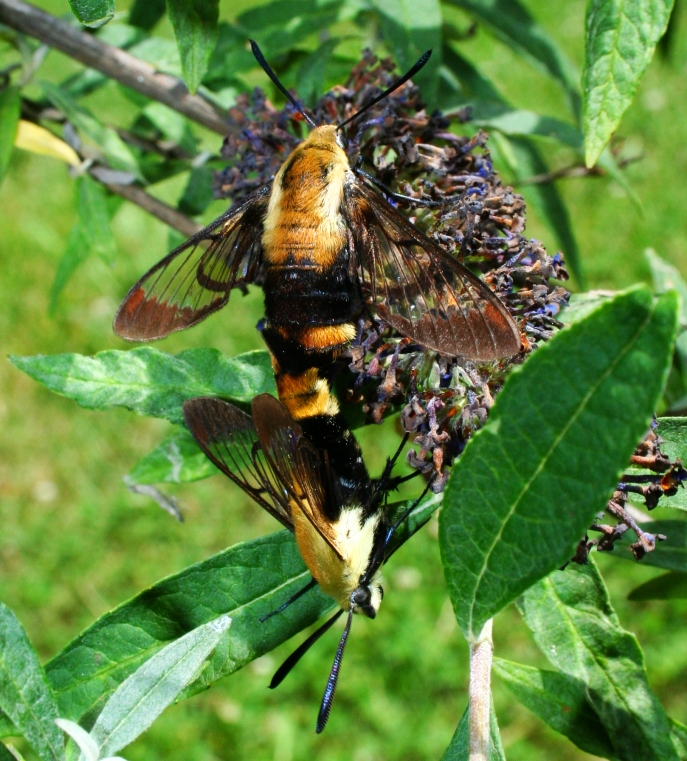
xmin=259 ymin=577 xmax=318 ymax=623
xmin=354 ymin=164 xmax=454 ymax=208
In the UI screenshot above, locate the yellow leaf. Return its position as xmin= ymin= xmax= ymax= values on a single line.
xmin=14 ymin=120 xmax=80 ymax=167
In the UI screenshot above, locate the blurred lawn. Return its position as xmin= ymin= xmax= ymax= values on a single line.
xmin=2 ymin=1 xmax=687 ymax=760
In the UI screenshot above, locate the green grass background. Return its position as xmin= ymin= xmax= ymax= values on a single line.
xmin=2 ymin=1 xmax=687 ymax=759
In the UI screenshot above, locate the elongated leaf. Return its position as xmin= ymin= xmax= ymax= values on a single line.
xmin=127 ymin=429 xmax=217 ymax=485
xmin=493 ymin=659 xmax=617 ymax=758
xmin=673 ymin=720 xmax=687 ymax=760
xmin=444 ymin=0 xmax=580 ymax=117
xmin=584 ymin=0 xmax=675 ymax=166
xmin=440 ymin=288 xmax=678 ymax=639
xmin=0 ymin=744 xmax=19 ymax=761
xmin=14 ymin=121 xmax=80 ymax=167
xmin=49 ymin=223 xmax=91 ymax=315
xmin=0 ymin=493 xmax=436 ymax=734
xmin=371 ymin=0 xmax=442 ymax=105
xmin=612 ymin=520 xmax=687 ymax=571
xmin=167 ymin=0 xmax=219 ymax=93
xmin=236 ymin=0 xmax=342 ymax=58
xmin=0 ymin=87 xmax=20 ymax=186
xmin=178 ymin=165 xmax=213 ymax=217
xmin=68 ymin=0 xmax=114 ymax=28
xmin=0 ymin=604 xmax=65 ymax=761
xmin=76 ymin=175 xmax=116 ymax=266
xmin=560 ymin=291 xmax=617 ymax=324
xmin=296 ymin=38 xmax=340 ymax=109
xmin=646 ymin=248 xmax=687 ymax=325
xmin=628 ymin=570 xmax=687 ymax=600
xmin=129 ymin=0 xmax=166 ymax=30
xmin=41 ymin=83 xmax=140 ymax=178
xmin=9 ymin=349 xmax=275 ymax=425
xmin=55 ymin=720 xmax=98 ymax=761
xmin=87 ymin=616 xmax=231 ymax=759
xmin=519 ymin=560 xmax=679 ymax=760
xmin=441 ymin=699 xmax=504 ymax=761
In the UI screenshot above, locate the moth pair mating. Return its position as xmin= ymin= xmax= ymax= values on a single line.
xmin=114 ymin=41 xmax=520 ymax=731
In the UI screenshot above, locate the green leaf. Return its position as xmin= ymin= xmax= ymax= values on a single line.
xmin=76 ymin=175 xmax=117 ymax=266
xmin=628 ymin=570 xmax=687 ymax=600
xmin=55 ymin=720 xmax=98 ymax=761
xmin=612 ymin=520 xmax=687 ymax=571
xmin=672 ymin=720 xmax=687 ymax=760
xmin=0 ymin=744 xmax=26 ymax=761
xmin=126 ymin=429 xmax=218 ymax=485
xmin=86 ymin=615 xmax=231 ymax=759
xmin=0 ymin=492 xmax=437 ymax=729
xmin=41 ymin=83 xmax=141 ymax=179
xmin=439 ymin=287 xmax=679 ymax=639
xmin=178 ymin=165 xmax=214 ymax=217
xmin=48 ymin=223 xmax=90 ymax=315
xmin=440 ymin=699 xmax=505 ymax=761
xmin=0 ymin=603 xmax=65 ymax=761
xmin=9 ymin=349 xmax=275 ymax=426
xmin=129 ymin=0 xmax=166 ymax=30
xmin=444 ymin=0 xmax=580 ymax=118
xmin=518 ymin=559 xmax=679 ymax=760
xmin=296 ymin=38 xmax=340 ymax=109
xmin=166 ymin=0 xmax=219 ymax=93
xmin=235 ymin=0 xmax=342 ymax=58
xmin=645 ymin=248 xmax=687 ymax=325
xmin=583 ymin=0 xmax=675 ymax=166
xmin=371 ymin=0 xmax=442 ymax=105
xmin=560 ymin=291 xmax=617 ymax=324
xmin=68 ymin=0 xmax=114 ymax=28
xmin=493 ymin=659 xmax=617 ymax=758
xmin=0 ymin=87 xmax=20 ymax=187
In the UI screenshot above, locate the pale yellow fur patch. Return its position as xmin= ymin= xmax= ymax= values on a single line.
xmin=292 ymin=504 xmax=383 ymax=614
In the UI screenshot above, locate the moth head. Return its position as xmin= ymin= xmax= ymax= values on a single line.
xmin=351 ymin=581 xmax=383 ymax=619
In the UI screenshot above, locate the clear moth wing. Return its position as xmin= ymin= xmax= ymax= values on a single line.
xmin=182 ymin=396 xmax=293 ymax=530
xmin=252 ymin=394 xmax=347 ymax=560
xmin=344 ymin=179 xmax=521 ymax=360
xmin=114 ymin=185 xmax=271 ymax=341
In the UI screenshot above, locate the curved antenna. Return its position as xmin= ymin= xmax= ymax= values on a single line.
xmin=316 ymin=607 xmax=354 ymax=733
xmin=250 ymin=39 xmax=317 ymax=128
xmin=338 ymin=49 xmax=432 ymax=130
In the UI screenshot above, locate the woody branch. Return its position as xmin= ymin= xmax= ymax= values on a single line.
xmin=0 ymin=0 xmax=230 ymax=136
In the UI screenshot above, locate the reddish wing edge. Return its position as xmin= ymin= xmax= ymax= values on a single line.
xmin=114 ymin=185 xmax=270 ymax=342
xmin=344 ymin=178 xmax=521 ymax=360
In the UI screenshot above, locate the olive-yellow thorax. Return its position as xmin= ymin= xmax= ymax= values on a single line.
xmin=262 ymin=125 xmax=350 ymax=268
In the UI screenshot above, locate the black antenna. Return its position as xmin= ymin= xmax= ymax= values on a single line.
xmin=316 ymin=607 xmax=354 ymax=733
xmin=250 ymin=39 xmax=317 ymax=128
xmin=338 ymin=49 xmax=432 ymax=130
xmin=268 ymin=609 xmax=344 ymax=689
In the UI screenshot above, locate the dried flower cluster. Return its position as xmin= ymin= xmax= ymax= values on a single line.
xmin=212 ymin=51 xmax=684 ymax=560
xmin=213 ymin=50 xmax=570 ymax=493
xmin=570 ymin=424 xmax=687 ymax=564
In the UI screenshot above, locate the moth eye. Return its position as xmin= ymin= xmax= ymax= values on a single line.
xmin=352 ymin=586 xmax=372 ymax=607
xmin=336 ymin=130 xmax=349 ymax=151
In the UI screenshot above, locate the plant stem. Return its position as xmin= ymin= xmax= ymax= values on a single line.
xmin=99 ymin=178 xmax=202 ymax=237
xmin=0 ymin=0 xmax=230 ymax=136
xmin=469 ymin=618 xmax=493 ymax=761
